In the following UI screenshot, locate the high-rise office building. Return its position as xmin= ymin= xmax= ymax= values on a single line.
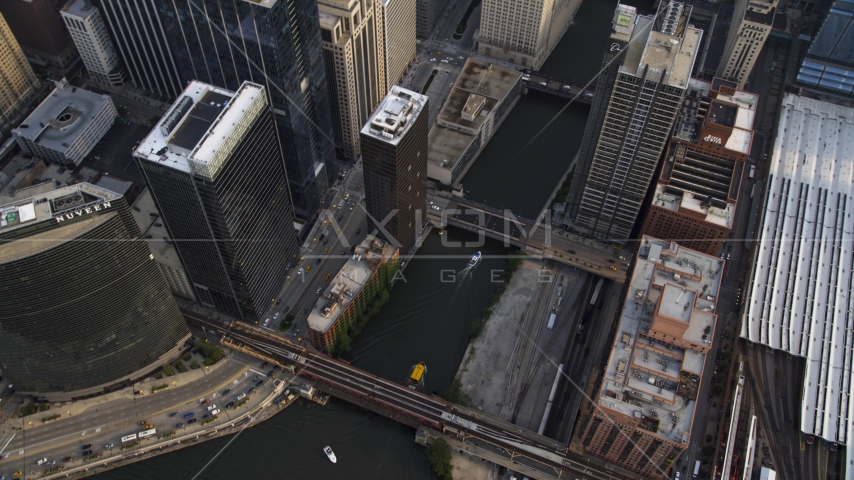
xmin=0 ymin=12 xmax=40 ymax=126
xmin=795 ymin=0 xmax=854 ymax=98
xmin=640 ymin=78 xmax=757 ymax=255
xmin=319 ymin=0 xmax=386 ymax=163
xmin=156 ymin=0 xmax=335 ymax=221
xmin=567 ymin=2 xmax=702 ymax=243
xmin=416 ymin=0 xmax=451 ymax=39
xmin=715 ymin=0 xmax=778 ymax=88
xmin=0 ymin=182 xmax=190 ymax=400
xmin=578 ymin=236 xmax=723 ymax=479
xmin=134 ymin=81 xmax=299 ymax=322
xmin=381 ymin=0 xmax=416 ymax=90
xmin=477 ymin=0 xmax=582 ymax=69
xmin=61 ymin=0 xmax=125 ymax=88
xmin=361 ymin=86 xmax=428 ymax=254
xmin=0 ymin=0 xmax=77 ymax=67
xmin=93 ymin=0 xmax=183 ymax=99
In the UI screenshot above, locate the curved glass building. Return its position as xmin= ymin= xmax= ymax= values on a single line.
xmin=0 ymin=182 xmax=190 ymax=399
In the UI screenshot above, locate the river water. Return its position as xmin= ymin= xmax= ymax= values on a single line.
xmin=95 ymin=1 xmax=653 ymax=478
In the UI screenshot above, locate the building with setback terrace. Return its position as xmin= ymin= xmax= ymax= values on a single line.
xmin=579 ymin=236 xmax=723 ymax=479
xmin=742 ymin=94 xmax=854 ymax=464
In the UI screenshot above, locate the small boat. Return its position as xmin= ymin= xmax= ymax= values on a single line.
xmin=408 ymin=362 xmax=426 ymax=390
xmin=323 ymin=445 xmax=337 ymax=463
xmin=469 ymin=251 xmax=481 ymax=267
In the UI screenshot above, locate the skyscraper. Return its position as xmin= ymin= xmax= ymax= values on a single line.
xmin=795 ymin=0 xmax=854 ymax=98
xmin=319 ymin=0 xmax=386 ymax=162
xmin=0 ymin=182 xmax=190 ymax=399
xmin=568 ymin=2 xmax=702 ymax=243
xmin=93 ymin=0 xmax=184 ymax=99
xmin=477 ymin=0 xmax=582 ymax=69
xmin=715 ymin=0 xmax=778 ymax=88
xmin=416 ymin=0 xmax=451 ymax=39
xmin=134 ymin=81 xmax=299 ymax=322
xmin=0 ymin=12 xmax=40 ymax=126
xmin=0 ymin=0 xmax=77 ymax=67
xmin=61 ymin=0 xmax=125 ymax=88
xmin=381 ymin=0 xmax=416 ymax=91
xmin=361 ymin=86 xmax=428 ymax=254
xmin=156 ymin=0 xmax=335 ymax=221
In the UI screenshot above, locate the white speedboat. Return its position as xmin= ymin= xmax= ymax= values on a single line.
xmin=469 ymin=251 xmax=481 ymax=267
xmin=323 ymin=445 xmax=337 ymax=463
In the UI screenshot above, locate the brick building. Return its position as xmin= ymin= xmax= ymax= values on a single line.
xmin=577 ymin=236 xmax=724 ymax=479
xmin=308 ymin=235 xmax=399 ymax=352
xmin=640 ymin=78 xmax=757 ymax=255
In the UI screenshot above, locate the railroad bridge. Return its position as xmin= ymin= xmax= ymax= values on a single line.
xmin=186 ymin=315 xmax=645 ymax=480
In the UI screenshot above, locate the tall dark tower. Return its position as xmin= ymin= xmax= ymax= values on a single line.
xmin=134 ymin=81 xmax=300 ymax=322
xmin=0 ymin=183 xmax=190 ymax=400
xmin=360 ymin=86 xmax=428 ymax=254
xmin=155 ymin=0 xmax=336 ymax=221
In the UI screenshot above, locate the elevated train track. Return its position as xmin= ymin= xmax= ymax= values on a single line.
xmin=185 ymin=312 xmax=643 ymax=480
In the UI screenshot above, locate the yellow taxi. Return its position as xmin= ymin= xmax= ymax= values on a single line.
xmin=305 ymin=265 xmax=312 ymax=272
xmin=324 ymin=273 xmax=331 ymax=281
xmin=609 ymin=265 xmax=617 ymax=271
xmin=323 ymin=248 xmax=328 ymax=255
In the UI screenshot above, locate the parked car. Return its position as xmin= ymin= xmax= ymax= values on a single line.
xmin=255 ymin=380 xmax=264 ymax=387
xmin=81 ymin=445 xmax=92 ymax=450
xmin=225 ymin=402 xmax=234 ymax=409
xmin=104 ymin=443 xmax=114 ymax=449
xmin=207 ymin=404 xmax=217 ymax=411
xmin=62 ymin=456 xmax=72 ymax=462
xmin=184 ymin=413 xmax=195 ymax=419
xmin=175 ymin=422 xmax=185 ymax=428
xmin=187 ymin=418 xmax=197 ymax=424
xmin=168 ymin=412 xmax=178 ymax=417
xmin=222 ymin=389 xmax=231 ymax=395
xmin=211 ymin=409 xmax=221 ymax=415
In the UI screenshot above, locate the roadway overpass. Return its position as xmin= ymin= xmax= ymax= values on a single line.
xmin=521 ymin=69 xmax=595 ymax=104
xmin=426 ymin=196 xmax=632 ymax=282
xmin=184 ymin=314 xmax=644 ymax=480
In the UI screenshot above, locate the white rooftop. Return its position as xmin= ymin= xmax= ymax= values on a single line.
xmin=134 ymin=81 xmax=266 ymax=180
xmin=742 ymin=94 xmax=854 ymax=450
xmin=599 ymin=236 xmax=723 ymax=444
xmin=621 ymin=3 xmax=703 ymax=89
xmin=361 ymin=86 xmax=428 ymax=146
xmin=653 ymin=185 xmax=735 ymax=228
xmin=12 ymin=86 xmax=113 ymax=155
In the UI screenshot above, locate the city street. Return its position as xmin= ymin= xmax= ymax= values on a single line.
xmin=0 ymin=352 xmax=291 ymax=479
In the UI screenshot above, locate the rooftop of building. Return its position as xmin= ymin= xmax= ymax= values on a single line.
xmin=135 ymin=81 xmax=265 ymax=179
xmin=242 ymin=0 xmax=278 ymax=8
xmin=611 ymin=4 xmax=638 ymax=43
xmin=428 ymin=60 xmax=521 ymax=172
xmin=743 ymin=93 xmax=854 ymax=444
xmin=0 ymin=182 xmax=121 ymax=261
xmin=743 ymin=3 xmax=776 ymax=25
xmin=130 ymin=188 xmax=182 ymax=270
xmin=307 ymin=235 xmax=397 ymax=334
xmin=672 ymin=78 xmax=757 ymax=155
xmin=621 ymin=2 xmax=702 ymax=89
xmin=598 ymin=236 xmax=723 ymax=444
xmin=62 ymin=0 xmax=99 ymax=19
xmin=12 ymin=83 xmax=113 ymax=154
xmin=651 ymin=185 xmax=735 ymax=228
xmin=361 ymin=86 xmax=428 ymax=146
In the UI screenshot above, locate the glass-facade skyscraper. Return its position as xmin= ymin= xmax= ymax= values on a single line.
xmin=134 ymin=81 xmax=299 ymax=322
xmin=0 ymin=183 xmax=190 ymax=399
xmin=155 ymin=0 xmax=336 ymax=221
xmin=796 ymin=0 xmax=854 ymax=98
